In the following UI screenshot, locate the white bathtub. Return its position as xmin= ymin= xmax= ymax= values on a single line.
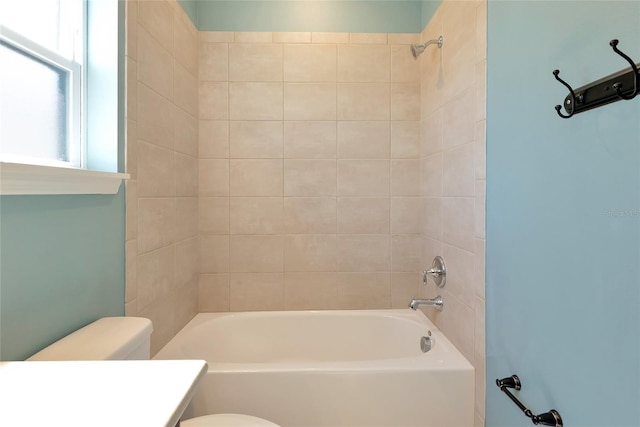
xmin=154 ymin=309 xmax=474 ymax=427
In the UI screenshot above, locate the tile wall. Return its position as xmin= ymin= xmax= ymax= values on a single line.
xmin=124 ymin=0 xmax=200 ymax=354
xmin=416 ymin=0 xmax=486 ymax=425
xmin=197 ymin=31 xmax=425 ymax=312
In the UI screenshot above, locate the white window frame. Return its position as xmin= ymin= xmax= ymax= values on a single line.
xmin=0 ymin=2 xmax=127 ymax=195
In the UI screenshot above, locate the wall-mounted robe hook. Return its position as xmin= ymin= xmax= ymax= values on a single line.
xmin=553 ymin=38 xmax=639 ymax=118
xmin=552 ymin=70 xmax=579 ymax=119
xmin=610 ymin=39 xmax=639 ymax=100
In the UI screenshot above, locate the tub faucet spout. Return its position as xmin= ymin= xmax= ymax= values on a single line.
xmin=409 ymin=296 xmax=443 ymax=311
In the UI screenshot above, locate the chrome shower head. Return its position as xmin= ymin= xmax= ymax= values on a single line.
xmin=410 ymin=35 xmax=444 ymax=59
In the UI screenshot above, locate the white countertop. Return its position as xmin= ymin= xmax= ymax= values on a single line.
xmin=0 ymin=359 xmax=208 ymax=427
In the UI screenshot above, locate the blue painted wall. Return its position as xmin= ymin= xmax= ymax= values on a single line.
xmin=178 ymin=0 xmax=441 ymax=33
xmin=0 ymin=189 xmax=126 ymax=361
xmin=486 ymin=1 xmax=640 ymax=426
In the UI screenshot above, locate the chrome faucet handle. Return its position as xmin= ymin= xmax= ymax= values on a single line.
xmin=422 ymin=256 xmax=446 ymax=288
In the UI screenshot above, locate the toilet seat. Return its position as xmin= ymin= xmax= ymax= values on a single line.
xmin=180 ymin=414 xmax=280 ymax=427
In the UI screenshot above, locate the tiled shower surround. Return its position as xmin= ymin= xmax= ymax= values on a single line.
xmin=125 ymin=0 xmax=485 ymax=425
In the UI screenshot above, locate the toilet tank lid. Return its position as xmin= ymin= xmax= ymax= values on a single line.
xmin=27 ymin=317 xmax=154 ymax=361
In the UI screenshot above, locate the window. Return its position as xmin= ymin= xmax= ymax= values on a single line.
xmin=0 ymin=0 xmax=126 ymax=195
xmin=1 ymin=0 xmax=83 ymax=168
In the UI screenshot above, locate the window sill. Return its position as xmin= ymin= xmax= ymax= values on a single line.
xmin=0 ymin=162 xmax=129 ymax=195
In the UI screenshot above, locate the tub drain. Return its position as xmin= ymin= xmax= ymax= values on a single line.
xmin=420 ymin=335 xmax=433 ymax=353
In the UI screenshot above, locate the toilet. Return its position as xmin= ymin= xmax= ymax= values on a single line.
xmin=28 ymin=317 xmax=280 ymax=427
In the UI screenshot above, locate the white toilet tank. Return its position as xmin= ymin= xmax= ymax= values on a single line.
xmin=27 ymin=317 xmax=153 ymax=361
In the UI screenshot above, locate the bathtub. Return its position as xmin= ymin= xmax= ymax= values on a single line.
xmin=154 ymin=309 xmax=474 ymax=427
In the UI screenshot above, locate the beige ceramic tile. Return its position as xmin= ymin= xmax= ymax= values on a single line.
xmin=391 ymin=44 xmax=420 ymax=83
xmin=199 ymin=121 xmax=229 ymax=159
xmin=137 ymin=25 xmax=173 ymax=100
xmin=199 ymin=197 xmax=230 ymax=235
xmin=136 ymin=245 xmax=174 ymax=312
xmin=283 ymin=197 xmax=337 ymax=234
xmin=442 ymin=244 xmax=475 ymax=308
xmin=443 ymin=142 xmax=475 ymax=197
xmin=199 ymin=235 xmax=230 ymax=273
xmin=474 ymin=353 xmax=486 ymax=422
xmin=274 ymin=32 xmax=311 ymax=43
xmin=475 ymin=120 xmax=486 ymax=180
xmin=234 ymin=32 xmax=273 ymax=43
xmin=441 ymin=1 xmax=476 ymax=104
xmin=391 ymin=160 xmax=420 ymax=196
xmin=391 ymin=83 xmax=420 ymax=120
xmin=337 ymin=83 xmax=390 ymax=120
xmin=125 ymin=0 xmax=137 ymax=60
xmin=175 ymin=152 xmax=198 ymax=196
xmin=284 ymin=272 xmax=338 ymax=310
xmin=230 ymin=197 xmax=283 ymax=234
xmin=137 ymin=141 xmax=174 ymax=197
xmin=476 ymin=59 xmax=487 ymax=122
xmin=199 ymin=82 xmax=229 ymax=120
xmin=138 ymin=295 xmax=174 ymax=355
xmin=137 ymin=198 xmax=176 ymax=255
xmin=391 ymin=197 xmax=421 ymax=234
xmin=137 ymin=83 xmax=173 ymax=149
xmin=421 ymin=109 xmax=443 ymax=157
xmin=199 ymin=31 xmax=234 ymax=43
xmin=475 ymin=180 xmax=486 ymax=239
xmin=312 ymin=32 xmax=349 ymax=44
xmin=199 ymin=42 xmax=228 ymax=81
xmin=349 ymin=33 xmax=388 ymax=44
xmin=125 ymin=299 xmax=137 ymax=317
xmin=172 ymin=280 xmax=198 ymax=334
xmin=337 ymin=159 xmax=389 ymax=196
xmin=125 ymin=180 xmax=138 ymax=240
xmin=337 ymin=121 xmax=389 ymax=159
xmin=175 ymin=237 xmax=198 ymax=287
xmin=337 ymin=235 xmax=390 ymax=272
xmin=284 ymin=159 xmax=337 ymax=196
xmin=391 ymin=272 xmax=419 ymax=308
xmin=337 ymin=197 xmax=390 ymax=234
xmin=126 ymin=119 xmax=138 ymax=179
xmin=284 ymin=44 xmax=336 ymax=82
xmin=284 ymin=235 xmax=337 ymax=272
xmin=439 ymin=290 xmax=475 ymax=366
xmin=475 ymin=295 xmax=485 ymax=357
xmin=229 ymin=121 xmax=283 ymax=159
xmin=138 ymin=0 xmax=173 ymax=54
xmin=125 ymin=239 xmax=137 ymax=303
xmin=198 ymin=274 xmax=230 ymax=312
xmin=442 ymin=88 xmax=475 ymax=149
xmin=176 ymin=197 xmax=198 ymax=241
xmin=173 ymin=107 xmax=198 ymax=157
xmin=230 ymin=235 xmax=284 ymax=273
xmin=442 ymin=197 xmax=475 ymax=252
xmin=337 ymin=272 xmax=391 ymax=309
xmin=391 ymin=121 xmax=419 ymax=159
xmin=421 ymin=153 xmax=443 ymax=197
xmin=126 ymin=58 xmax=137 ymax=122
xmin=337 ymin=45 xmax=390 ymax=82
xmin=476 ymin=1 xmax=487 ymax=63
xmin=474 ymin=238 xmax=485 ymax=300
xmin=230 ymin=159 xmax=283 ymax=196
xmin=174 ymin=64 xmax=198 ymax=116
xmin=388 ymin=33 xmax=420 ymax=45
xmin=229 ymin=43 xmax=283 ymax=81
xmin=229 ymin=273 xmax=284 ymax=311
xmin=229 ymin=82 xmax=283 ymax=120
xmin=199 ymin=159 xmax=229 ymax=196
xmin=173 ymin=11 xmax=197 ymax=75
xmin=284 ymin=83 xmax=337 ymax=120
xmin=421 ymin=197 xmax=443 ymax=241
xmin=284 ymin=122 xmax=337 ymax=159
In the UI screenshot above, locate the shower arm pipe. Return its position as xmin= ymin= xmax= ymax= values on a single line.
xmin=422 ymin=36 xmax=444 ymax=49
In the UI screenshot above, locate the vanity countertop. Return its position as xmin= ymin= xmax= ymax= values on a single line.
xmin=0 ymin=359 xmax=207 ymax=427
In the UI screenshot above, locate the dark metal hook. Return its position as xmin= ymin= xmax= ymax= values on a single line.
xmin=610 ymin=39 xmax=639 ymax=100
xmin=553 ymin=70 xmax=577 ymax=118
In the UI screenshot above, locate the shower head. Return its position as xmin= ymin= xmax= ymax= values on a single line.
xmin=410 ymin=35 xmax=444 ymax=59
